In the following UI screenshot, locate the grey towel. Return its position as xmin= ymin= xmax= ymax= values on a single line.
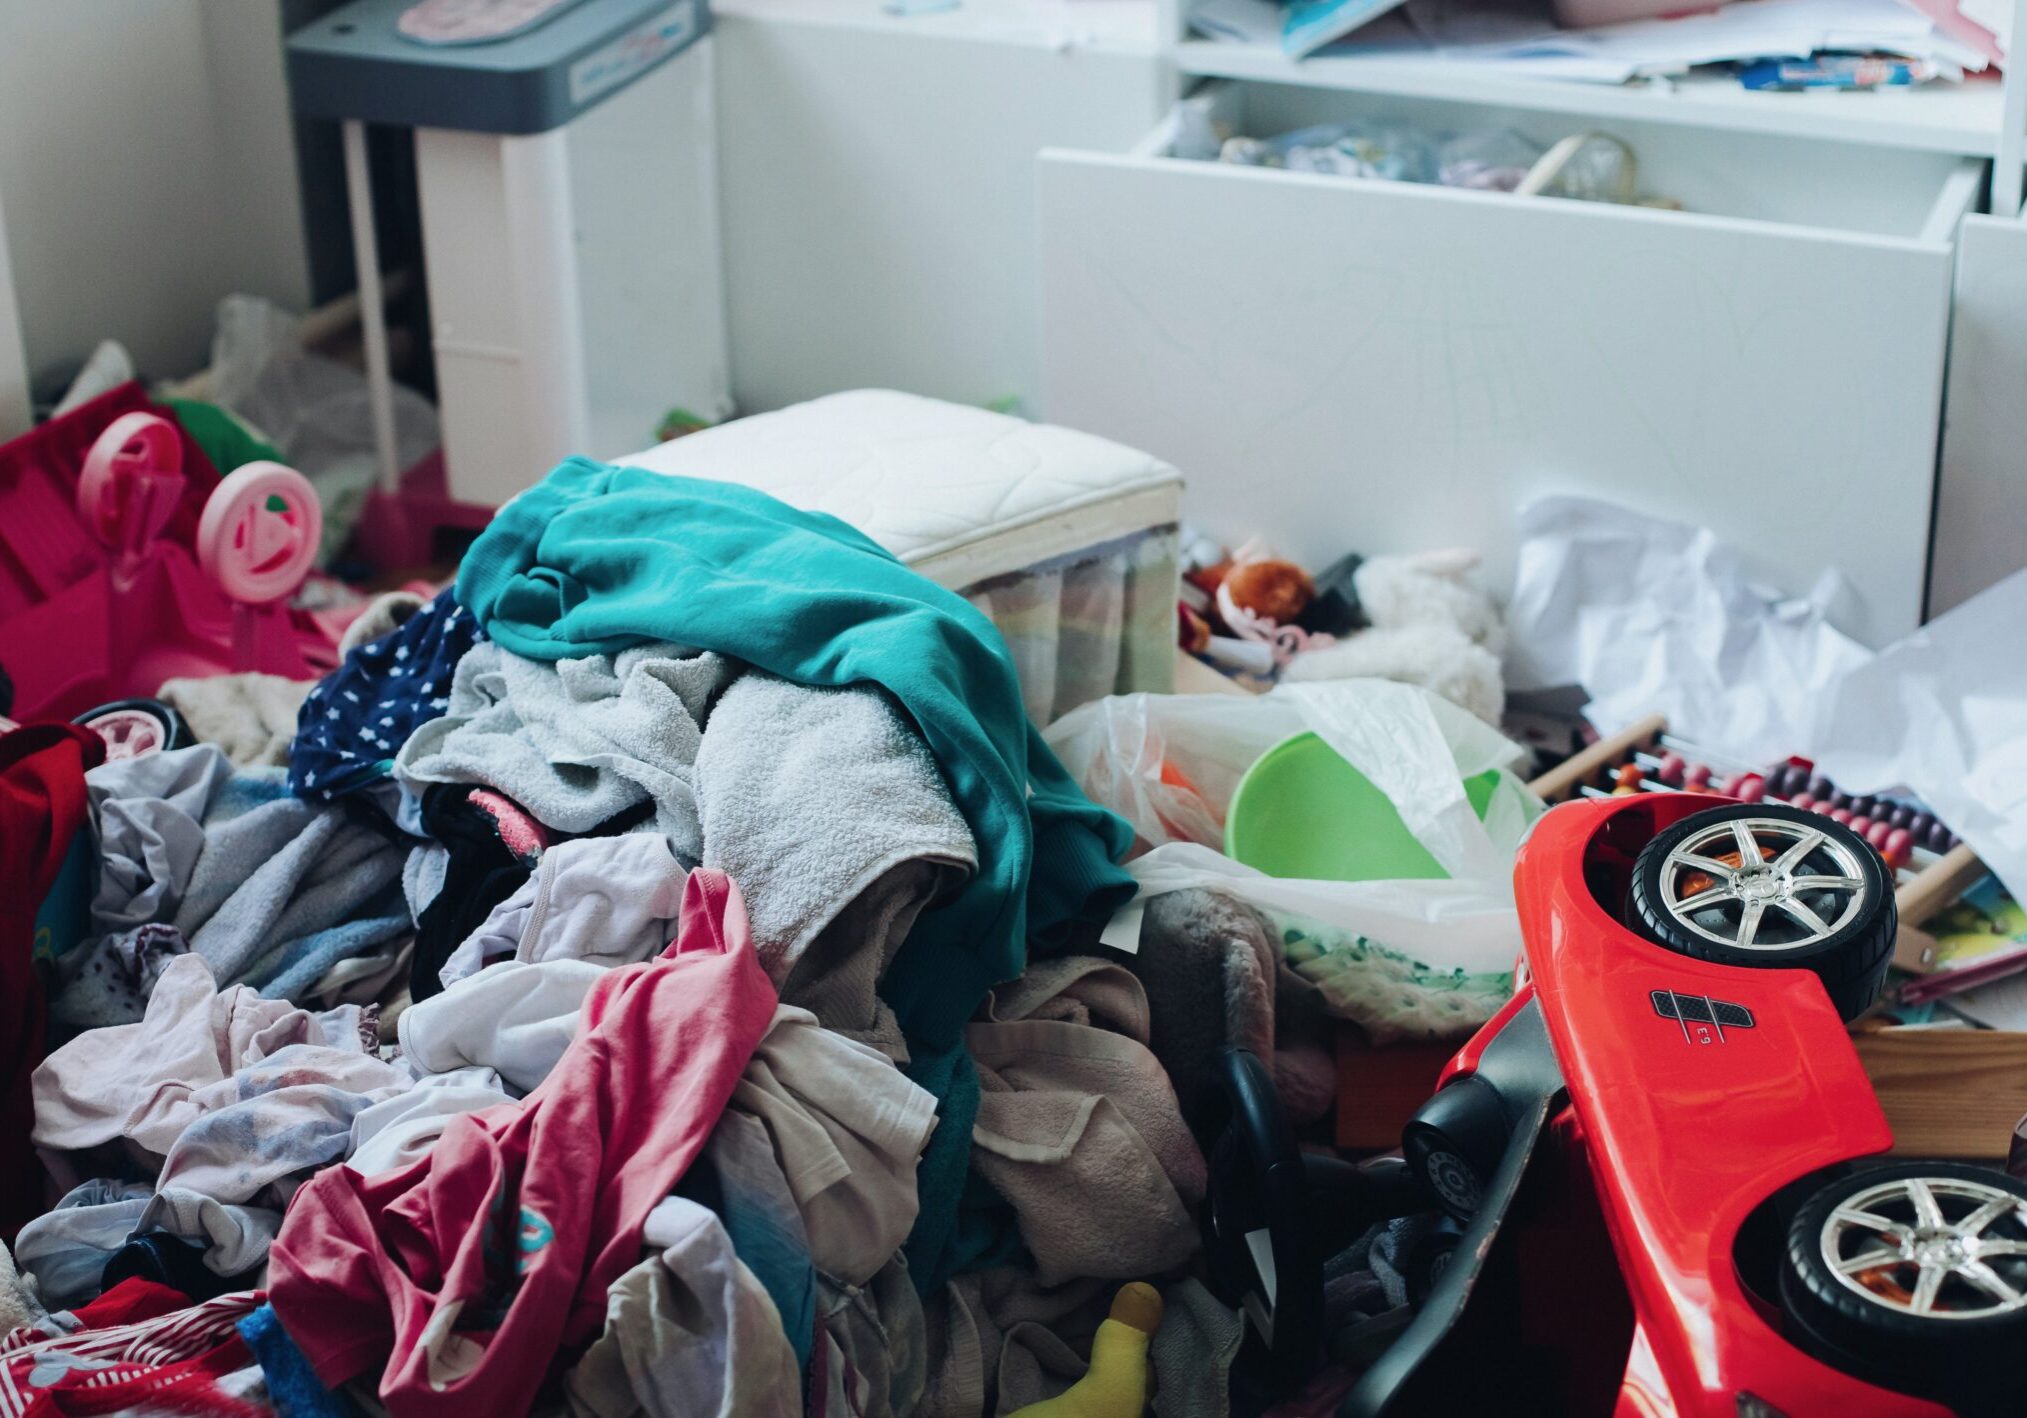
xmin=1150 ymin=1278 xmax=1245 ymax=1418
xmin=395 ymin=640 xmax=733 ymax=854
xmin=694 ymin=671 xmax=977 ymax=984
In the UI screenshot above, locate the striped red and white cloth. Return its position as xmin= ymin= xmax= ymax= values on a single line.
xmin=0 ymin=1281 xmax=265 ymax=1417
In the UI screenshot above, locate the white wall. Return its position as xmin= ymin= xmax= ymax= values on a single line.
xmin=0 ymin=179 xmax=29 ymax=437
xmin=0 ymin=0 xmax=311 ymax=388
xmin=712 ymin=0 xmax=1165 ymax=414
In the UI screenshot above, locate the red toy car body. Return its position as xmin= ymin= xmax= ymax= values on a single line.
xmin=1329 ymin=791 xmax=2027 ymax=1417
xmin=1507 ymin=791 xmax=1955 ymax=1417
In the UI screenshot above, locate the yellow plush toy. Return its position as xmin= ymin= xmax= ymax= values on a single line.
xmin=1007 ymin=1283 xmax=1165 ymax=1418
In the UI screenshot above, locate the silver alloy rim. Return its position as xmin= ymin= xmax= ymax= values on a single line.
xmin=1659 ymin=816 xmax=1866 ymax=951
xmin=1820 ymin=1175 xmax=2027 ymax=1319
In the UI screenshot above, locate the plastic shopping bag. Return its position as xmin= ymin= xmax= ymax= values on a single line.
xmin=1045 ymin=679 xmax=1540 ymax=1042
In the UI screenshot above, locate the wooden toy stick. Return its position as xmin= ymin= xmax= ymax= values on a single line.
xmin=1527 ymin=713 xmax=1667 ymax=804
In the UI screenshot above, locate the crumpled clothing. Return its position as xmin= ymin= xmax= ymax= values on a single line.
xmin=32 ymin=953 xmax=373 ymax=1159
xmin=397 ymin=957 xmax=606 ymax=1094
xmin=563 ymin=1196 xmax=800 ymax=1418
xmin=695 ymin=670 xmax=976 ymax=984
xmin=347 ymin=1066 xmax=512 ymax=1178
xmin=102 ymin=1233 xmax=242 ymax=1303
xmin=47 ymin=921 xmax=190 ymax=1033
xmin=133 ymin=1188 xmax=280 ymax=1281
xmin=453 ymin=459 xmax=1137 ymax=1050
xmin=395 ymin=640 xmax=733 ymax=855
xmin=267 ymin=871 xmax=780 ymax=1418
xmin=965 ymin=958 xmax=1205 ymax=1287
xmin=12 ymin=1181 xmax=153 ymax=1312
xmin=439 ymin=833 xmax=689 ymax=989
xmin=146 ymin=1042 xmax=409 ymax=1204
xmin=158 ymin=672 xmax=315 ymax=769
xmin=291 ymin=586 xmax=485 ymax=804
xmin=13 ymin=1181 xmax=278 ymax=1312
xmin=305 ymin=934 xmax=414 ymax=1011
xmin=778 ymin=861 xmax=945 ymax=1064
xmin=0 ymin=1281 xmax=267 ymax=1418
xmin=84 ymin=744 xmax=409 ymax=1002
xmin=1 ymin=722 xmax=104 ymax=1235
xmin=1148 ymin=1278 xmax=1244 ymax=1418
xmin=408 ymin=784 xmax=552 ymax=1002
xmin=920 ymin=1270 xmax=1113 ymax=1418
xmin=732 ymin=1006 xmax=937 ymax=1288
xmin=816 ymin=1258 xmax=926 ymax=1418
xmin=1132 ymin=890 xmax=1338 ymax=1133
xmin=688 ymin=1111 xmax=818 ymax=1373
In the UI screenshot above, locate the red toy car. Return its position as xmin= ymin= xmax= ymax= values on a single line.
xmin=1199 ymin=794 xmax=2027 ymax=1409
xmin=1203 ymin=793 xmax=2027 ymax=1416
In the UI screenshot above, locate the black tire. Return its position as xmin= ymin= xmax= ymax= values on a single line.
xmin=1780 ymin=1162 xmax=2027 ymax=1397
xmin=1629 ymin=802 xmax=1894 ymax=1021
xmin=1402 ymin=1074 xmax=1509 ymax=1220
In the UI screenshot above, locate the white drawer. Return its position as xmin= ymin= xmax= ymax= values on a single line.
xmin=1038 ymin=80 xmax=1984 ymax=644
xmin=1933 ymin=204 xmax=2027 ymax=617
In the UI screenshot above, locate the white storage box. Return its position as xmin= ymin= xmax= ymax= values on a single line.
xmin=622 ymin=389 xmax=1184 ymax=721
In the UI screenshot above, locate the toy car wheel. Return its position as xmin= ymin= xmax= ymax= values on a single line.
xmin=74 ymin=698 xmax=191 ymax=761
xmin=1402 ymin=1075 xmax=1510 ymax=1220
xmin=1628 ymin=802 xmax=1894 ymax=1021
xmin=1780 ymin=1163 xmax=2027 ymax=1387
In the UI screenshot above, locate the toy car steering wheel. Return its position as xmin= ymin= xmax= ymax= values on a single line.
xmin=195 ymin=461 xmax=322 ymax=606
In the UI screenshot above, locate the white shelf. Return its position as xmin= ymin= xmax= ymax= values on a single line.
xmin=718 ymin=0 xmax=1161 ymax=51
xmin=1175 ymin=38 xmax=2007 ymax=155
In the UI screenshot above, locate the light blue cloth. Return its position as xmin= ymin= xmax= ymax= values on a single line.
xmin=12 ymin=1179 xmax=151 ymax=1310
xmin=80 ymin=745 xmax=409 ymax=1011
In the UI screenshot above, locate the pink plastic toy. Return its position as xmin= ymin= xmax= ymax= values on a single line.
xmin=0 ymin=413 xmax=335 ymax=722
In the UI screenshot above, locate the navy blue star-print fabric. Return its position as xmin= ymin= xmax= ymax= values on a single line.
xmin=289 ymin=588 xmax=485 ymax=803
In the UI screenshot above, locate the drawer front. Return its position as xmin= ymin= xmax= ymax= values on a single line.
xmin=1934 ymin=211 xmax=2027 ymax=617
xmin=1038 ymin=150 xmax=1955 ymax=643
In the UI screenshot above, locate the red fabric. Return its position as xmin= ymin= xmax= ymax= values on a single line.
xmin=61 ymin=1280 xmax=191 ymax=1331
xmin=0 ymin=383 xmax=220 ymax=625
xmin=0 ymin=724 xmax=104 ymax=1238
xmin=268 ymin=869 xmax=779 ymax=1418
xmin=0 ymin=1284 xmax=262 ymax=1418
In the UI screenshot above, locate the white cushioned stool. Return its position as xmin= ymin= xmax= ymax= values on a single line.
xmin=623 ymin=389 xmax=1183 ymax=723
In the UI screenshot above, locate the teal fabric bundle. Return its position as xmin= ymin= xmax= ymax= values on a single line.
xmin=458 ymin=458 xmax=1135 ymax=1048
xmin=457 ymin=460 xmax=1137 ymax=1292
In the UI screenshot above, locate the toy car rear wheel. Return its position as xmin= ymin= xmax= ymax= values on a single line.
xmin=73 ymin=698 xmax=191 ymax=762
xmin=1628 ymin=802 xmax=1894 ymax=1021
xmin=1780 ymin=1163 xmax=2027 ymax=1394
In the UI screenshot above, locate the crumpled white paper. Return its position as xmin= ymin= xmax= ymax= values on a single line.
xmin=1810 ymin=569 xmax=2027 ymax=905
xmin=1506 ymin=494 xmax=2027 ymax=905
xmin=1505 ymin=495 xmax=1873 ymax=764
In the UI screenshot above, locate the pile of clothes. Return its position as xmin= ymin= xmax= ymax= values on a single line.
xmin=1 ymin=460 xmax=1344 ymax=1418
